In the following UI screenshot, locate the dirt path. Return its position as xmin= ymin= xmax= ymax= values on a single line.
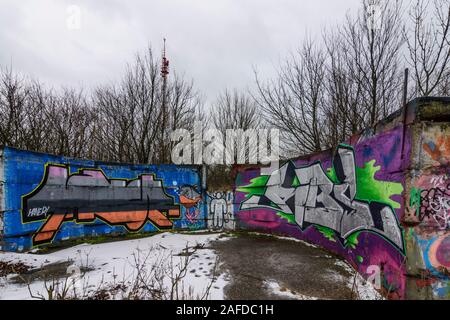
xmin=210 ymin=233 xmax=358 ymax=300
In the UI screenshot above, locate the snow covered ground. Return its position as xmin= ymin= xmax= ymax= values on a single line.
xmin=264 ymin=280 xmax=320 ymax=300
xmin=0 ymin=232 xmax=229 ymax=300
xmin=333 ymin=260 xmax=384 ymax=300
xmin=0 ymin=231 xmax=383 ymax=300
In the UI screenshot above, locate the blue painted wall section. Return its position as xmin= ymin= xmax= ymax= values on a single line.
xmin=0 ymin=147 xmax=206 ymax=252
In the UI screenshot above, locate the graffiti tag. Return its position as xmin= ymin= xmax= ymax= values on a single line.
xmin=412 ymin=184 xmax=450 ymax=230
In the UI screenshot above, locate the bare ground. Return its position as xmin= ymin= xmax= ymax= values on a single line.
xmin=210 ymin=233 xmax=357 ymax=300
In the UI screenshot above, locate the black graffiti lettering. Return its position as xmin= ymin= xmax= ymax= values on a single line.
xmin=418 ymin=183 xmax=450 ymax=229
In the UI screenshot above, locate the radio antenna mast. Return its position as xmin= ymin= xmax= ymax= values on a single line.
xmin=160 ymin=38 xmax=170 ymax=162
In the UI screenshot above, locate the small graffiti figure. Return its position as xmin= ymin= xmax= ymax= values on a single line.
xmin=179 ymin=185 xmax=202 ymax=224
xmin=209 ymin=192 xmax=228 ymax=229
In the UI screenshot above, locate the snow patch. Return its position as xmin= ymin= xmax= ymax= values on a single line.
xmin=334 ymin=260 xmax=385 ymax=300
xmin=0 ymin=232 xmax=229 ymax=300
xmin=264 ymin=280 xmax=319 ymax=300
xmin=246 ymin=232 xmax=319 ymax=248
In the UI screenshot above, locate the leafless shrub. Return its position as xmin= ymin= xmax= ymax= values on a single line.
xmin=24 ymin=243 xmax=219 ymax=300
xmin=0 ymin=45 xmax=203 ymax=164
xmin=92 ymin=47 xmax=202 ymax=164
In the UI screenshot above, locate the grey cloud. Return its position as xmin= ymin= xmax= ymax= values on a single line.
xmin=0 ymin=0 xmax=360 ymax=104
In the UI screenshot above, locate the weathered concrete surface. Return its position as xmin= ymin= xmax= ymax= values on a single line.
xmin=0 ymin=147 xmax=207 ymax=252
xmin=211 ymin=233 xmax=361 ymax=300
xmin=233 ymin=97 xmax=450 ymax=300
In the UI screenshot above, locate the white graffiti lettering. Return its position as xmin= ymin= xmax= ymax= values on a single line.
xmin=28 ymin=206 xmax=50 ymax=218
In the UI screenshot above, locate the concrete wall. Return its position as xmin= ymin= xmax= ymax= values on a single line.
xmin=404 ymin=98 xmax=450 ymax=299
xmin=0 ymin=147 xmax=207 ymax=252
xmin=234 ymin=97 xmax=450 ymax=300
xmin=0 ymin=98 xmax=448 ymax=299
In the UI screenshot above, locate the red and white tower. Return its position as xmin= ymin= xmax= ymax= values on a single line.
xmin=160 ymin=38 xmax=170 ymax=162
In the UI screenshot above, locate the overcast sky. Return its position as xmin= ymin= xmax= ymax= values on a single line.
xmin=0 ymin=0 xmax=361 ymax=105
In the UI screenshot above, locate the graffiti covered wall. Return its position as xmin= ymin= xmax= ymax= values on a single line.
xmin=406 ymin=117 xmax=450 ymax=299
xmin=235 ymin=125 xmax=409 ymax=299
xmin=0 ymin=98 xmax=448 ymax=300
xmin=0 ymin=147 xmax=206 ymax=251
xmin=235 ymin=97 xmax=450 ymax=300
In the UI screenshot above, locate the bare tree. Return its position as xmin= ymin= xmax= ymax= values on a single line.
xmin=340 ymin=0 xmax=404 ymax=128
xmin=92 ymin=85 xmax=133 ymax=162
xmin=211 ymin=89 xmax=261 ymax=137
xmin=160 ymin=73 xmax=202 ymax=164
xmin=22 ymin=81 xmax=55 ymax=153
xmin=208 ymin=89 xmax=261 ymax=188
xmin=125 ymin=50 xmax=163 ymax=164
xmin=93 ymin=47 xmax=202 ymax=164
xmin=323 ymin=31 xmax=365 ymax=149
xmin=437 ymin=70 xmax=450 ymax=95
xmin=0 ymin=67 xmax=96 ymax=158
xmin=45 ymin=88 xmax=95 ymax=158
xmin=1 ymin=45 xmax=202 ymax=165
xmin=3 ymin=0 xmax=449 ymax=164
xmin=254 ymin=38 xmax=327 ymax=156
xmin=405 ymin=0 xmax=450 ymax=97
xmin=253 ymin=1 xmax=404 ymax=156
xmin=0 ymin=67 xmax=29 ymax=148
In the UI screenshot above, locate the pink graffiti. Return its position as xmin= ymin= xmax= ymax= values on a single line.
xmin=364 ymin=247 xmax=406 ymax=299
xmin=429 ymin=234 xmax=450 ymax=270
xmin=185 ymin=208 xmax=200 ymax=224
xmin=237 ymin=210 xmax=282 ymax=229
